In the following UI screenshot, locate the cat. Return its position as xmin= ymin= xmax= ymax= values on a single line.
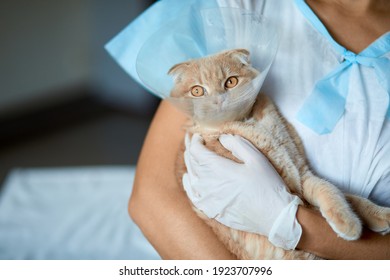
xmin=168 ymin=48 xmax=390 ymax=259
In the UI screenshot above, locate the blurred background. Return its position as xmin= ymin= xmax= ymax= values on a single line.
xmin=0 ymin=0 xmax=161 ymax=259
xmin=0 ymin=0 xmax=159 ymax=186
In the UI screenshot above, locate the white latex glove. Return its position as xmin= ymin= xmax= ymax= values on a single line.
xmin=183 ymin=133 xmax=303 ymax=250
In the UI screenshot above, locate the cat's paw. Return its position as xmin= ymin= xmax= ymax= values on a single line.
xmin=323 ymin=207 xmax=362 ymax=240
xmin=345 ymin=194 xmax=390 ymax=235
xmin=365 ymin=206 xmax=390 ymax=235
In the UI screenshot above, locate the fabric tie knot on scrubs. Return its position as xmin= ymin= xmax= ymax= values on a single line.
xmin=293 ymin=0 xmax=390 ymax=135
xmin=296 ymin=37 xmax=390 ymax=135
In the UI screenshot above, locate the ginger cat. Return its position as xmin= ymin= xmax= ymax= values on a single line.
xmin=168 ymin=49 xmax=390 ymax=259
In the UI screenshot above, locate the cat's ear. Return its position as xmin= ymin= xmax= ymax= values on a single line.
xmin=225 ymin=49 xmax=251 ymax=65
xmin=168 ymin=62 xmax=191 ymax=81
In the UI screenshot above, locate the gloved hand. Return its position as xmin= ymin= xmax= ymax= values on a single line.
xmin=183 ymin=133 xmax=303 ymax=250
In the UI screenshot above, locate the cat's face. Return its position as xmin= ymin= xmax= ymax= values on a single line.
xmin=167 ymin=49 xmax=260 ymax=126
xmin=168 ymin=49 xmax=259 ymax=99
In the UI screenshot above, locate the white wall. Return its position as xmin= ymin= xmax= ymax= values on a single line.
xmin=0 ymin=0 xmax=157 ymax=117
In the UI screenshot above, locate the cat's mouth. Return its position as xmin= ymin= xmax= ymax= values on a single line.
xmin=196 ymin=79 xmax=263 ymax=125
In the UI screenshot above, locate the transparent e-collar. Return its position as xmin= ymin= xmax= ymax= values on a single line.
xmin=136 ymin=7 xmax=280 ymax=125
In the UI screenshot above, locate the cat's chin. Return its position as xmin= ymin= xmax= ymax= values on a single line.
xmin=196 ymin=123 xmax=224 ymax=133
xmin=194 ymin=118 xmax=240 ymax=132
xmin=193 ymin=110 xmax=250 ymax=130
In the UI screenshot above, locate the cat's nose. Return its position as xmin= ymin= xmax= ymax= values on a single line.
xmin=212 ymin=94 xmax=226 ymax=106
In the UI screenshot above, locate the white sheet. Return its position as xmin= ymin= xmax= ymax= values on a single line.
xmin=0 ymin=166 xmax=160 ymax=260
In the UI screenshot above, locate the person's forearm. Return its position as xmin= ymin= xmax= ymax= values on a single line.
xmin=129 ymin=100 xmax=236 ymax=259
xmin=296 ymin=206 xmax=390 ymax=259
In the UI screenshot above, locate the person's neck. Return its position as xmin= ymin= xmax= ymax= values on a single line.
xmin=317 ymin=0 xmax=389 ymax=15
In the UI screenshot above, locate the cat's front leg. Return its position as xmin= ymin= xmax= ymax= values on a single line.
xmin=301 ymin=173 xmax=362 ymax=240
xmin=345 ymin=194 xmax=390 ymax=235
xmin=202 ymin=135 xmax=243 ymax=164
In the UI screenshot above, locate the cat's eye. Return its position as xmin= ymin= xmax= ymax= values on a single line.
xmin=191 ymin=86 xmax=205 ymax=97
xmin=225 ymin=76 xmax=238 ymax=89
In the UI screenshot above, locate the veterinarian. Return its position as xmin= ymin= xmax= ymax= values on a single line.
xmin=127 ymin=0 xmax=390 ymax=259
